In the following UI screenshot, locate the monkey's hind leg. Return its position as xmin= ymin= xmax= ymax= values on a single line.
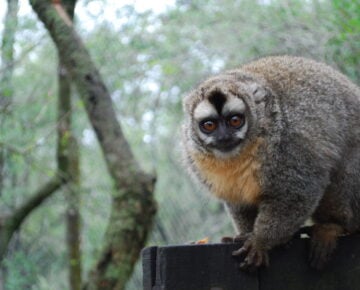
xmin=310 ymin=149 xmax=360 ymax=269
xmin=309 ymin=223 xmax=344 ymax=269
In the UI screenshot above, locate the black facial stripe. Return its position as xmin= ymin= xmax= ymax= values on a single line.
xmin=208 ymin=91 xmax=226 ymax=115
xmin=200 ymin=114 xmax=218 ymax=121
xmin=223 ymin=111 xmax=244 ymax=118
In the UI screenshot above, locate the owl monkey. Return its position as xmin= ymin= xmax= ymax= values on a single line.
xmin=182 ymin=56 xmax=360 ymax=270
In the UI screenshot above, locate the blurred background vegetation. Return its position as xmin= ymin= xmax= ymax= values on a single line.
xmin=0 ymin=0 xmax=359 ymax=289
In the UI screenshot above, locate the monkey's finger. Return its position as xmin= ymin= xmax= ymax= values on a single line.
xmin=232 ymin=246 xmax=248 ymax=257
xmin=239 ymin=261 xmax=249 ymax=270
xmin=245 ymin=249 xmax=257 ymax=265
xmin=239 ymin=260 xmax=258 ymax=273
xmin=254 ymin=254 xmax=263 ymax=267
xmin=308 ymin=242 xmax=316 ymax=262
xmin=310 ymin=241 xmax=329 ymax=269
xmin=233 ymin=234 xmax=249 ymax=243
xmin=309 ymin=241 xmax=320 ymax=266
xmin=309 ymin=238 xmax=323 ymax=261
xmin=252 ymin=251 xmax=265 ymax=268
xmin=263 ymin=252 xmax=270 ymax=267
xmin=221 ymin=236 xmax=235 ymax=243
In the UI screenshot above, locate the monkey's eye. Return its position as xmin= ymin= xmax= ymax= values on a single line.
xmin=228 ymin=114 xmax=244 ymax=128
xmin=200 ymin=120 xmax=218 ymax=133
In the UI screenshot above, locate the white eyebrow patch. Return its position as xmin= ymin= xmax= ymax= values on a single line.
xmin=194 ymin=100 xmax=218 ymax=120
xmin=222 ymin=95 xmax=246 ymax=114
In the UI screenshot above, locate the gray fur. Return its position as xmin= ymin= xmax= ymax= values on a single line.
xmin=182 ymin=56 xmax=360 ymax=268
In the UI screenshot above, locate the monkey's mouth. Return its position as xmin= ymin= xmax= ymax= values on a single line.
xmin=211 ymin=139 xmax=243 ymax=152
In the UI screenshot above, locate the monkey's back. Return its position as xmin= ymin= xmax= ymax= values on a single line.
xmin=242 ymin=56 xmax=360 ymax=115
xmin=242 ymin=56 xmax=360 ymax=161
xmin=242 ymin=56 xmax=360 ymax=105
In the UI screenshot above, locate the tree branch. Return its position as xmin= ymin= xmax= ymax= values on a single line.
xmin=29 ymin=1 xmax=157 ymax=289
xmin=11 ymin=174 xmax=65 ymax=231
xmin=30 ymin=0 xmax=149 ymax=186
xmin=0 ymin=173 xmax=66 ymax=261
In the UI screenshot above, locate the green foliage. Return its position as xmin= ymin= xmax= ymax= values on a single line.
xmin=325 ymin=0 xmax=360 ymax=80
xmin=4 ymin=250 xmax=41 ymax=289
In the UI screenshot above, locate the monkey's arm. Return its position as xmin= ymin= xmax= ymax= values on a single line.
xmin=225 ymin=203 xmax=257 ymax=236
xmin=234 ymin=139 xmax=329 ymax=270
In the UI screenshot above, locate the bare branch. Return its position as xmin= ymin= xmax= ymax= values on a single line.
xmin=0 ymin=174 xmax=66 ymax=261
xmin=11 ymin=174 xmax=65 ymax=231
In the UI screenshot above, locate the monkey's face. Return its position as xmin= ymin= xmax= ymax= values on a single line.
xmin=192 ymin=90 xmax=248 ymax=158
xmin=183 ymin=74 xmax=269 ymax=158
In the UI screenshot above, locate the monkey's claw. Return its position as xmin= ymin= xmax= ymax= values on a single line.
xmin=232 ymin=237 xmax=269 ymax=271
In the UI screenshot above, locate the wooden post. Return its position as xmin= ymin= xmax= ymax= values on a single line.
xmin=143 ymin=234 xmax=360 ymax=290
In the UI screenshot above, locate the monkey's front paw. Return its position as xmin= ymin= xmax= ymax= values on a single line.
xmin=232 ymin=237 xmax=269 ymax=271
xmin=221 ymin=233 xmax=251 ymax=244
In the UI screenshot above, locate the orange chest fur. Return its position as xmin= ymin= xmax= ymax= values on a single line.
xmin=191 ymin=139 xmax=263 ymax=205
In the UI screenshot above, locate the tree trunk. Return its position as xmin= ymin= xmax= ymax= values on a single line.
xmin=29 ymin=1 xmax=157 ymax=289
xmin=0 ymin=2 xmax=19 ymax=235
xmin=0 ymin=7 xmax=19 ymax=288
xmin=58 ymin=56 xmax=83 ymax=290
xmin=0 ymin=152 xmax=4 ymax=199
xmin=65 ymin=137 xmax=82 ymax=290
xmin=54 ymin=1 xmax=82 ymax=289
xmin=0 ymin=0 xmax=18 ymax=111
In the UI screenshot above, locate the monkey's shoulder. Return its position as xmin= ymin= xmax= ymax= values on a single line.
xmin=190 ymin=138 xmax=263 ymax=205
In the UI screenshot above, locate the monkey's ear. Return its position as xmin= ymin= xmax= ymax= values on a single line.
xmin=249 ymin=83 xmax=270 ymax=103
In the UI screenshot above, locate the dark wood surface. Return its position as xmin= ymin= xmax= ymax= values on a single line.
xmin=142 ymin=234 xmax=360 ymax=290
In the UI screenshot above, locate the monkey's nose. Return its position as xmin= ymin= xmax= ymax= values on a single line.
xmin=216 ymin=134 xmax=232 ymax=142
xmin=215 ymin=134 xmax=236 ymax=150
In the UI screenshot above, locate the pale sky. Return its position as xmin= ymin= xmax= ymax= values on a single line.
xmin=0 ymin=0 xmax=175 ymax=33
